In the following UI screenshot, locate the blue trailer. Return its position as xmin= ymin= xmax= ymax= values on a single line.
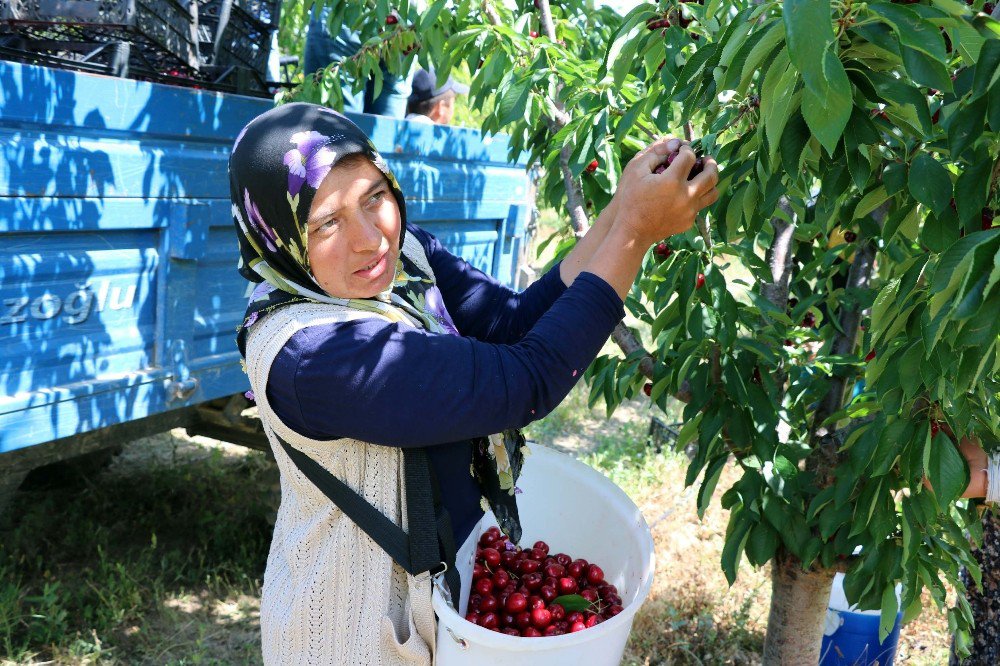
xmin=0 ymin=60 xmax=535 ymax=511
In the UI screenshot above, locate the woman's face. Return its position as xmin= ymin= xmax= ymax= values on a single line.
xmin=306 ymin=159 xmax=401 ymax=299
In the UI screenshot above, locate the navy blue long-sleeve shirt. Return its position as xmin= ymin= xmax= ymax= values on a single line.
xmin=266 ymin=223 xmax=625 ymax=544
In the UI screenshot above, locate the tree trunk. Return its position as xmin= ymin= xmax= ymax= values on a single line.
xmin=763 ymin=554 xmax=836 ymax=665
xmin=951 ymin=509 xmax=1000 ymax=666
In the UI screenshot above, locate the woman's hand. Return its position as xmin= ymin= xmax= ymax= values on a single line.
xmin=610 ymin=137 xmax=720 ymax=245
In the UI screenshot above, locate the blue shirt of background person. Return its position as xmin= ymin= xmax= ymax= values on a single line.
xmin=303 ymin=6 xmax=414 ymax=118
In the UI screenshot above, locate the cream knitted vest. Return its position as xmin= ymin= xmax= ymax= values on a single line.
xmin=246 ymin=237 xmax=440 ymax=665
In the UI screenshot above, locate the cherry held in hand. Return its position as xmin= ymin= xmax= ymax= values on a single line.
xmin=652 ymin=146 xmax=708 ymax=180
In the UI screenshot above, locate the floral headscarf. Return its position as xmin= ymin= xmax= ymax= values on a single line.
xmin=230 ymin=102 xmax=440 ymax=352
xmin=229 ymin=102 xmax=525 ymax=543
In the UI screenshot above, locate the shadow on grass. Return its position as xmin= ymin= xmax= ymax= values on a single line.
xmin=0 ymin=441 xmax=274 ymax=664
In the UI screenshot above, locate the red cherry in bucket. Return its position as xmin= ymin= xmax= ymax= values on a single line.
xmin=557 ymin=577 xmax=579 ymax=594
xmin=531 ymin=607 xmax=552 ymax=628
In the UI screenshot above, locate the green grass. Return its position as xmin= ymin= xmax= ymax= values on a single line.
xmin=0 ymin=441 xmax=273 ymax=664
xmin=580 ymin=417 xmax=680 ymax=497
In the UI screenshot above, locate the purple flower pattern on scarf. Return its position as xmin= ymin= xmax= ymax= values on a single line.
xmin=423 ymin=284 xmax=461 ymax=336
xmin=283 ymin=131 xmax=338 ymax=197
xmin=243 ymin=189 xmax=278 ymax=253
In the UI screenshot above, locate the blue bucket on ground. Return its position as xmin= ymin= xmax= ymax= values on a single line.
xmin=820 ymin=573 xmax=902 ymax=666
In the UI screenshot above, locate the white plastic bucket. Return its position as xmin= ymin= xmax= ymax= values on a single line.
xmin=432 ymin=444 xmax=656 ymax=665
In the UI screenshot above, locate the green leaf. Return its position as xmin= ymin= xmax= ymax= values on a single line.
xmin=801 ymin=50 xmax=853 ymax=155
xmin=952 ymin=243 xmax=999 ymax=321
xmin=853 ymin=22 xmax=900 ymax=59
xmin=737 ymin=21 xmax=785 ymax=93
xmin=972 ymin=37 xmax=1000 ymax=101
xmin=807 ymin=486 xmax=836 ymax=520
xmin=783 ymin=0 xmax=835 ymax=96
xmin=721 ymin=508 xmax=753 ymax=585
xmin=819 ymin=502 xmax=853 ymax=540
xmin=723 ymin=18 xmax=779 ymax=89
xmin=901 ymin=498 xmax=921 ymax=562
xmin=610 ymin=24 xmax=643 ymax=89
xmin=614 ymin=102 xmax=644 ymax=144
xmin=698 ymin=455 xmax=728 ymax=519
xmin=854 ymin=185 xmax=890 ymax=219
xmin=774 ymin=455 xmax=798 ymax=479
xmin=675 ymin=412 xmax=704 ymax=452
xmin=552 ymin=595 xmax=593 ymax=612
xmin=948 ymin=96 xmax=988 ymax=159
xmin=908 ymin=154 xmax=953 ymax=217
xmin=882 ymin=203 xmax=920 ymax=243
xmin=746 ymin=521 xmax=779 ymax=566
xmin=927 ymin=432 xmax=969 ymax=506
xmin=929 ymin=232 xmax=1000 ymax=319
xmin=929 ymin=0 xmax=974 ymax=14
xmin=845 ymin=122 xmax=873 ymax=189
xmin=897 ymin=342 xmax=925 ymax=398
xmin=720 ymin=21 xmax=756 ymax=73
xmin=419 ymin=0 xmax=447 ymax=33
xmin=763 ymin=64 xmax=801 ymax=157
xmin=866 ymin=71 xmax=933 ymax=134
xmin=497 ymin=75 xmax=532 ymax=126
xmin=873 ymin=3 xmax=948 ymax=63
xmin=883 ymin=162 xmax=908 ymax=196
xmin=673 ymin=44 xmax=719 ymax=97
xmin=872 ymin=419 xmax=905 ymax=475
xmin=879 ymin=584 xmax=900 ymax=643
xmin=900 ymin=45 xmax=953 ymax=93
xmin=779 ymin=111 xmax=811 ymax=178
xmin=955 ymin=157 xmax=992 ymax=225
xmin=991 ymin=79 xmax=1000 ymax=132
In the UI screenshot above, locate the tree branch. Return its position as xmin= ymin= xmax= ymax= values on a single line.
xmin=760 ymin=198 xmax=795 ymax=309
xmin=812 ymin=243 xmax=877 ymax=429
xmin=484 ymin=2 xmax=587 ymax=236
xmin=808 ymin=205 xmax=885 ymax=484
xmin=611 ymin=325 xmax=657 ymax=378
xmin=758 ymin=198 xmax=797 ymax=400
xmin=480 ymin=0 xmax=501 ymax=25
xmin=485 ymin=0 xmax=666 ymax=401
xmin=536 ymin=0 xmax=556 ymax=40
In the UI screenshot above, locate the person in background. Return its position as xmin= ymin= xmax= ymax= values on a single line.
xmin=405 ymin=68 xmax=468 ymax=125
xmin=303 ymin=9 xmax=413 ymax=118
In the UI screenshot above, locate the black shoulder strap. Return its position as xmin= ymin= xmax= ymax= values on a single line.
xmin=277 ymin=436 xmax=460 ymax=608
xmin=416 ymin=448 xmax=461 ymax=606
